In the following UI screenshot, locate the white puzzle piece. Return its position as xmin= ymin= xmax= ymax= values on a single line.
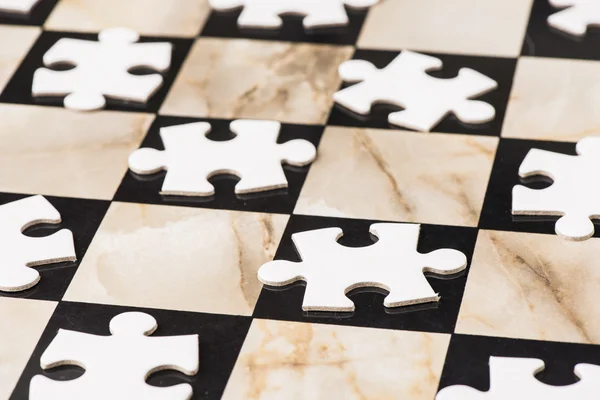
xmin=208 ymin=0 xmax=379 ymax=29
xmin=333 ymin=50 xmax=498 ymax=132
xmin=257 ymin=223 xmax=467 ymax=312
xmin=0 ymin=0 xmax=40 ymax=14
xmin=0 ymin=195 xmax=75 ymax=292
xmin=29 ymin=311 xmax=199 ymax=400
xmin=512 ymin=136 xmax=600 ymax=241
xmin=436 ymin=356 xmax=600 ymax=399
xmin=128 ymin=119 xmax=316 ymax=197
xmin=32 ymin=27 xmax=172 ymax=112
xmin=548 ymin=0 xmax=600 ymax=37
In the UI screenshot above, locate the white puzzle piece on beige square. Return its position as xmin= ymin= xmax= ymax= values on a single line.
xmin=32 ymin=27 xmax=172 ymax=111
xmin=257 ymin=223 xmax=466 ymax=312
xmin=436 ymin=356 xmax=600 ymax=399
xmin=333 ymin=50 xmax=497 ymax=132
xmin=512 ymin=136 xmax=600 ymax=241
xmin=128 ymin=119 xmax=316 ymax=197
xmin=548 ymin=0 xmax=600 ymax=37
xmin=29 ymin=312 xmax=199 ymax=400
xmin=208 ymin=0 xmax=379 ymax=29
xmin=0 ymin=195 xmax=75 ymax=292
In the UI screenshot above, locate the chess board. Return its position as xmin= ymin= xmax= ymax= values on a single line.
xmin=2 ymin=0 xmax=600 ymax=398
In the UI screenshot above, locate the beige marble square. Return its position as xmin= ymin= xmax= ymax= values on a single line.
xmin=0 ymin=298 xmax=56 ymax=399
xmin=358 ymin=0 xmax=532 ymax=57
xmin=64 ymin=202 xmax=288 ymax=316
xmin=502 ymin=57 xmax=600 ymax=142
xmin=0 ymin=25 xmax=40 ymax=92
xmin=295 ymin=127 xmax=497 ymax=227
xmin=456 ymin=230 xmax=600 ymax=345
xmin=45 ymin=0 xmax=211 ymax=37
xmin=222 ymin=319 xmax=450 ymax=400
xmin=0 ymin=104 xmax=153 ymax=200
xmin=160 ymin=38 xmax=353 ymax=124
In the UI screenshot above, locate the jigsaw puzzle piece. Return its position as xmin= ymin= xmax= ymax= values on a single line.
xmin=436 ymin=357 xmax=600 ymax=399
xmin=209 ymin=0 xmax=378 ymax=29
xmin=32 ymin=28 xmax=172 ymax=111
xmin=0 ymin=0 xmax=40 ymax=14
xmin=548 ymin=0 xmax=600 ymax=37
xmin=30 ymin=312 xmax=199 ymax=400
xmin=512 ymin=140 xmax=600 ymax=241
xmin=258 ymin=223 xmax=467 ymax=312
xmin=129 ymin=120 xmax=316 ymax=197
xmin=0 ymin=195 xmax=75 ymax=292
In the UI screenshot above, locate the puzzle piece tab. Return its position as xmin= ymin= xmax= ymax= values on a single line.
xmin=548 ymin=0 xmax=600 ymax=37
xmin=128 ymin=119 xmax=316 ymax=197
xmin=512 ymin=136 xmax=600 ymax=241
xmin=436 ymin=356 xmax=600 ymax=399
xmin=209 ymin=0 xmax=379 ymax=29
xmin=333 ymin=50 xmax=497 ymax=132
xmin=0 ymin=0 xmax=40 ymax=14
xmin=0 ymin=195 xmax=75 ymax=292
xmin=29 ymin=311 xmax=199 ymax=400
xmin=32 ymin=27 xmax=172 ymax=111
xmin=258 ymin=223 xmax=466 ymax=312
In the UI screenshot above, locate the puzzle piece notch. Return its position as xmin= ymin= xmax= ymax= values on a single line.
xmin=29 ymin=311 xmax=199 ymax=400
xmin=333 ymin=50 xmax=497 ymax=132
xmin=548 ymin=0 xmax=600 ymax=37
xmin=208 ymin=0 xmax=379 ymax=29
xmin=436 ymin=356 xmax=600 ymax=399
xmin=0 ymin=195 xmax=75 ymax=292
xmin=0 ymin=0 xmax=40 ymax=14
xmin=512 ymin=136 xmax=600 ymax=241
xmin=32 ymin=27 xmax=172 ymax=112
xmin=128 ymin=119 xmax=316 ymax=197
xmin=258 ymin=223 xmax=466 ymax=312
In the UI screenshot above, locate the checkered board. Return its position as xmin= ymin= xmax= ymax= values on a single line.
xmin=2 ymin=0 xmax=600 ymax=398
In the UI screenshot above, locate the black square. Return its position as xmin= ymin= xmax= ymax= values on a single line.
xmin=477 ymin=138 xmax=596 ymax=237
xmin=438 ymin=334 xmax=600 ymax=394
xmin=0 ymin=193 xmax=109 ymax=302
xmin=522 ymin=0 xmax=600 ymax=61
xmin=252 ymin=214 xmax=478 ymax=334
xmin=0 ymin=30 xmax=192 ymax=113
xmin=327 ymin=49 xmax=517 ymax=136
xmin=10 ymin=301 xmax=252 ymax=400
xmin=0 ymin=0 xmax=58 ymax=26
xmin=200 ymin=6 xmax=368 ymax=45
xmin=114 ymin=116 xmax=323 ymax=215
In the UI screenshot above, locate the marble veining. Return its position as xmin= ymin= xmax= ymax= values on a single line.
xmin=0 ymin=26 xmax=40 ymax=92
xmin=45 ymin=0 xmax=211 ymax=37
xmin=221 ymin=319 xmax=450 ymax=400
xmin=160 ymin=38 xmax=353 ymax=124
xmin=0 ymin=298 xmax=56 ymax=399
xmin=0 ymin=104 xmax=153 ymax=200
xmin=357 ymin=0 xmax=533 ymax=57
xmin=456 ymin=230 xmax=600 ymax=344
xmin=64 ymin=202 xmax=288 ymax=316
xmin=295 ymin=127 xmax=498 ymax=227
xmin=502 ymin=56 xmax=600 ymax=142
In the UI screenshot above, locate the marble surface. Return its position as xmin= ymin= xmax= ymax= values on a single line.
xmin=160 ymin=38 xmax=353 ymax=124
xmin=64 ymin=202 xmax=288 ymax=316
xmin=502 ymin=56 xmax=600 ymax=142
xmin=222 ymin=319 xmax=450 ymax=400
xmin=0 ymin=104 xmax=153 ymax=200
xmin=357 ymin=0 xmax=532 ymax=57
xmin=0 ymin=298 xmax=56 ymax=399
xmin=0 ymin=26 xmax=39 ymax=92
xmin=45 ymin=0 xmax=211 ymax=37
xmin=295 ymin=127 xmax=498 ymax=227
xmin=456 ymin=230 xmax=600 ymax=345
